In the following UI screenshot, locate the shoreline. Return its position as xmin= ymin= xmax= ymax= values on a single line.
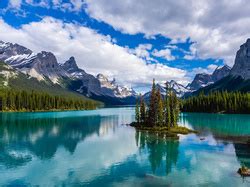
xmin=181 ymin=111 xmax=250 ymax=115
xmin=130 ymin=122 xmax=197 ymax=135
xmin=0 ymin=107 xmax=102 ymax=113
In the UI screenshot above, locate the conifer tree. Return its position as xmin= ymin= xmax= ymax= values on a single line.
xmin=172 ymin=92 xmax=179 ymax=127
xmin=156 ymin=88 xmax=164 ymax=126
xmin=165 ymin=82 xmax=171 ymax=129
xmin=135 ymin=98 xmax=140 ymax=124
xmin=148 ymin=79 xmax=157 ymax=127
xmin=140 ymin=97 xmax=146 ymax=124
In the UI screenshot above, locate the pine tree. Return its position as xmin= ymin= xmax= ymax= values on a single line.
xmin=156 ymin=88 xmax=164 ymax=127
xmin=148 ymin=79 xmax=157 ymax=127
xmin=172 ymin=92 xmax=179 ymax=127
xmin=135 ymin=98 xmax=140 ymax=124
xmin=165 ymin=82 xmax=171 ymax=129
xmin=140 ymin=97 xmax=146 ymax=124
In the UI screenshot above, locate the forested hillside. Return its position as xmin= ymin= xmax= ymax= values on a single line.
xmin=0 ymin=89 xmax=100 ymax=111
xmin=182 ymin=91 xmax=250 ymax=114
xmin=0 ymin=61 xmax=102 ymax=111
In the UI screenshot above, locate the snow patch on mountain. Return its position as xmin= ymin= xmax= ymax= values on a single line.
xmin=0 ymin=63 xmax=18 ymax=87
xmin=143 ymin=80 xmax=191 ymax=99
xmin=97 ymin=74 xmax=136 ymax=98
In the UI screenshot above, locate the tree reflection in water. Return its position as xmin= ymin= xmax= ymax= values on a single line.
xmin=135 ymin=131 xmax=179 ymax=175
xmin=234 ymin=143 xmax=250 ymax=168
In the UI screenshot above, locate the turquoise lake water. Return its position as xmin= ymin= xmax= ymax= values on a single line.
xmin=0 ymin=107 xmax=250 ymax=186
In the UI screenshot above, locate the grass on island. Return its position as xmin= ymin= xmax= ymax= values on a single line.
xmin=130 ymin=122 xmax=197 ymax=135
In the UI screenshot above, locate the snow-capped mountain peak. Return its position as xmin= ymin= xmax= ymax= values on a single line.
xmin=96 ymin=74 xmax=137 ymax=98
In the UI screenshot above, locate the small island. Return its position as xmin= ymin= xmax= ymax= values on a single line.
xmin=130 ymin=79 xmax=196 ymax=136
xmin=238 ymin=166 xmax=250 ymax=177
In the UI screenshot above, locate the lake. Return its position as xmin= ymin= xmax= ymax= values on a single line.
xmin=0 ymin=107 xmax=250 ymax=186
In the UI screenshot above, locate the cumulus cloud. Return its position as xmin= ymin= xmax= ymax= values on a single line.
xmin=84 ymin=0 xmax=250 ymax=66
xmin=25 ymin=0 xmax=49 ymax=8
xmin=8 ymin=0 xmax=22 ymax=9
xmin=183 ymin=43 xmax=198 ymax=60
xmin=0 ymin=17 xmax=189 ymax=88
xmin=129 ymin=44 xmax=156 ymax=62
xmin=192 ymin=64 xmax=218 ymax=75
xmin=152 ymin=48 xmax=175 ymax=61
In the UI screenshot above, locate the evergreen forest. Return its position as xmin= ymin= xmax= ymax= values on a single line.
xmin=0 ymin=89 xmax=100 ymax=112
xmin=182 ymin=91 xmax=250 ymax=114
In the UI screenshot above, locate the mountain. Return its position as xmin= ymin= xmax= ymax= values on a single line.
xmin=230 ymin=38 xmax=250 ymax=79
xmin=143 ymin=80 xmax=190 ymax=101
xmin=61 ymin=56 xmax=103 ymax=97
xmin=187 ymin=73 xmax=213 ymax=91
xmin=0 ymin=61 xmax=98 ymax=102
xmin=143 ymin=65 xmax=231 ymax=99
xmin=192 ymin=76 xmax=250 ymax=95
xmin=193 ymin=39 xmax=250 ymax=95
xmin=0 ymin=41 xmax=69 ymax=84
xmin=97 ymin=74 xmax=137 ymax=98
xmin=0 ymin=41 xmax=138 ymax=105
xmin=167 ymin=80 xmax=191 ymax=97
xmin=212 ymin=65 xmax=231 ymax=81
xmin=61 ymin=57 xmax=137 ymax=104
xmin=187 ymin=65 xmax=231 ymax=91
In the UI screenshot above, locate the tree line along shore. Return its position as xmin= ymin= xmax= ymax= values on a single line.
xmin=0 ymin=89 xmax=101 ymax=112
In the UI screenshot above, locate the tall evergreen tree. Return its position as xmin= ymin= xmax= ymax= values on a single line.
xmin=172 ymin=92 xmax=179 ymax=127
xmin=148 ymin=79 xmax=157 ymax=127
xmin=156 ymin=88 xmax=164 ymax=126
xmin=140 ymin=97 xmax=146 ymax=124
xmin=165 ymin=82 xmax=171 ymax=129
xmin=135 ymin=97 xmax=140 ymax=124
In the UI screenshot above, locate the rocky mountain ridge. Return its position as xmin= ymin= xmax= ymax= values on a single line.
xmin=191 ymin=38 xmax=250 ymax=95
xmin=187 ymin=65 xmax=231 ymax=91
xmin=143 ymin=65 xmax=232 ymax=99
xmin=0 ymin=41 xmax=137 ymax=104
xmin=230 ymin=38 xmax=250 ymax=79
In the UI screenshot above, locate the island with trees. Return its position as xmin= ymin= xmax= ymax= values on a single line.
xmin=131 ymin=79 xmax=196 ymax=136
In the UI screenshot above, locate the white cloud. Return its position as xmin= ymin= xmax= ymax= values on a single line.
xmin=192 ymin=64 xmax=218 ymax=75
xmin=84 ymin=0 xmax=250 ymax=66
xmin=25 ymin=0 xmax=49 ymax=8
xmin=50 ymin=0 xmax=86 ymax=12
xmin=152 ymin=48 xmax=175 ymax=61
xmin=8 ymin=0 xmax=22 ymax=9
xmin=183 ymin=43 xmax=197 ymax=60
xmin=0 ymin=17 xmax=189 ymax=89
xmin=129 ymin=44 xmax=156 ymax=62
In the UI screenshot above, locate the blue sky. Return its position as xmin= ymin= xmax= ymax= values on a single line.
xmin=0 ymin=0 xmax=248 ymax=92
